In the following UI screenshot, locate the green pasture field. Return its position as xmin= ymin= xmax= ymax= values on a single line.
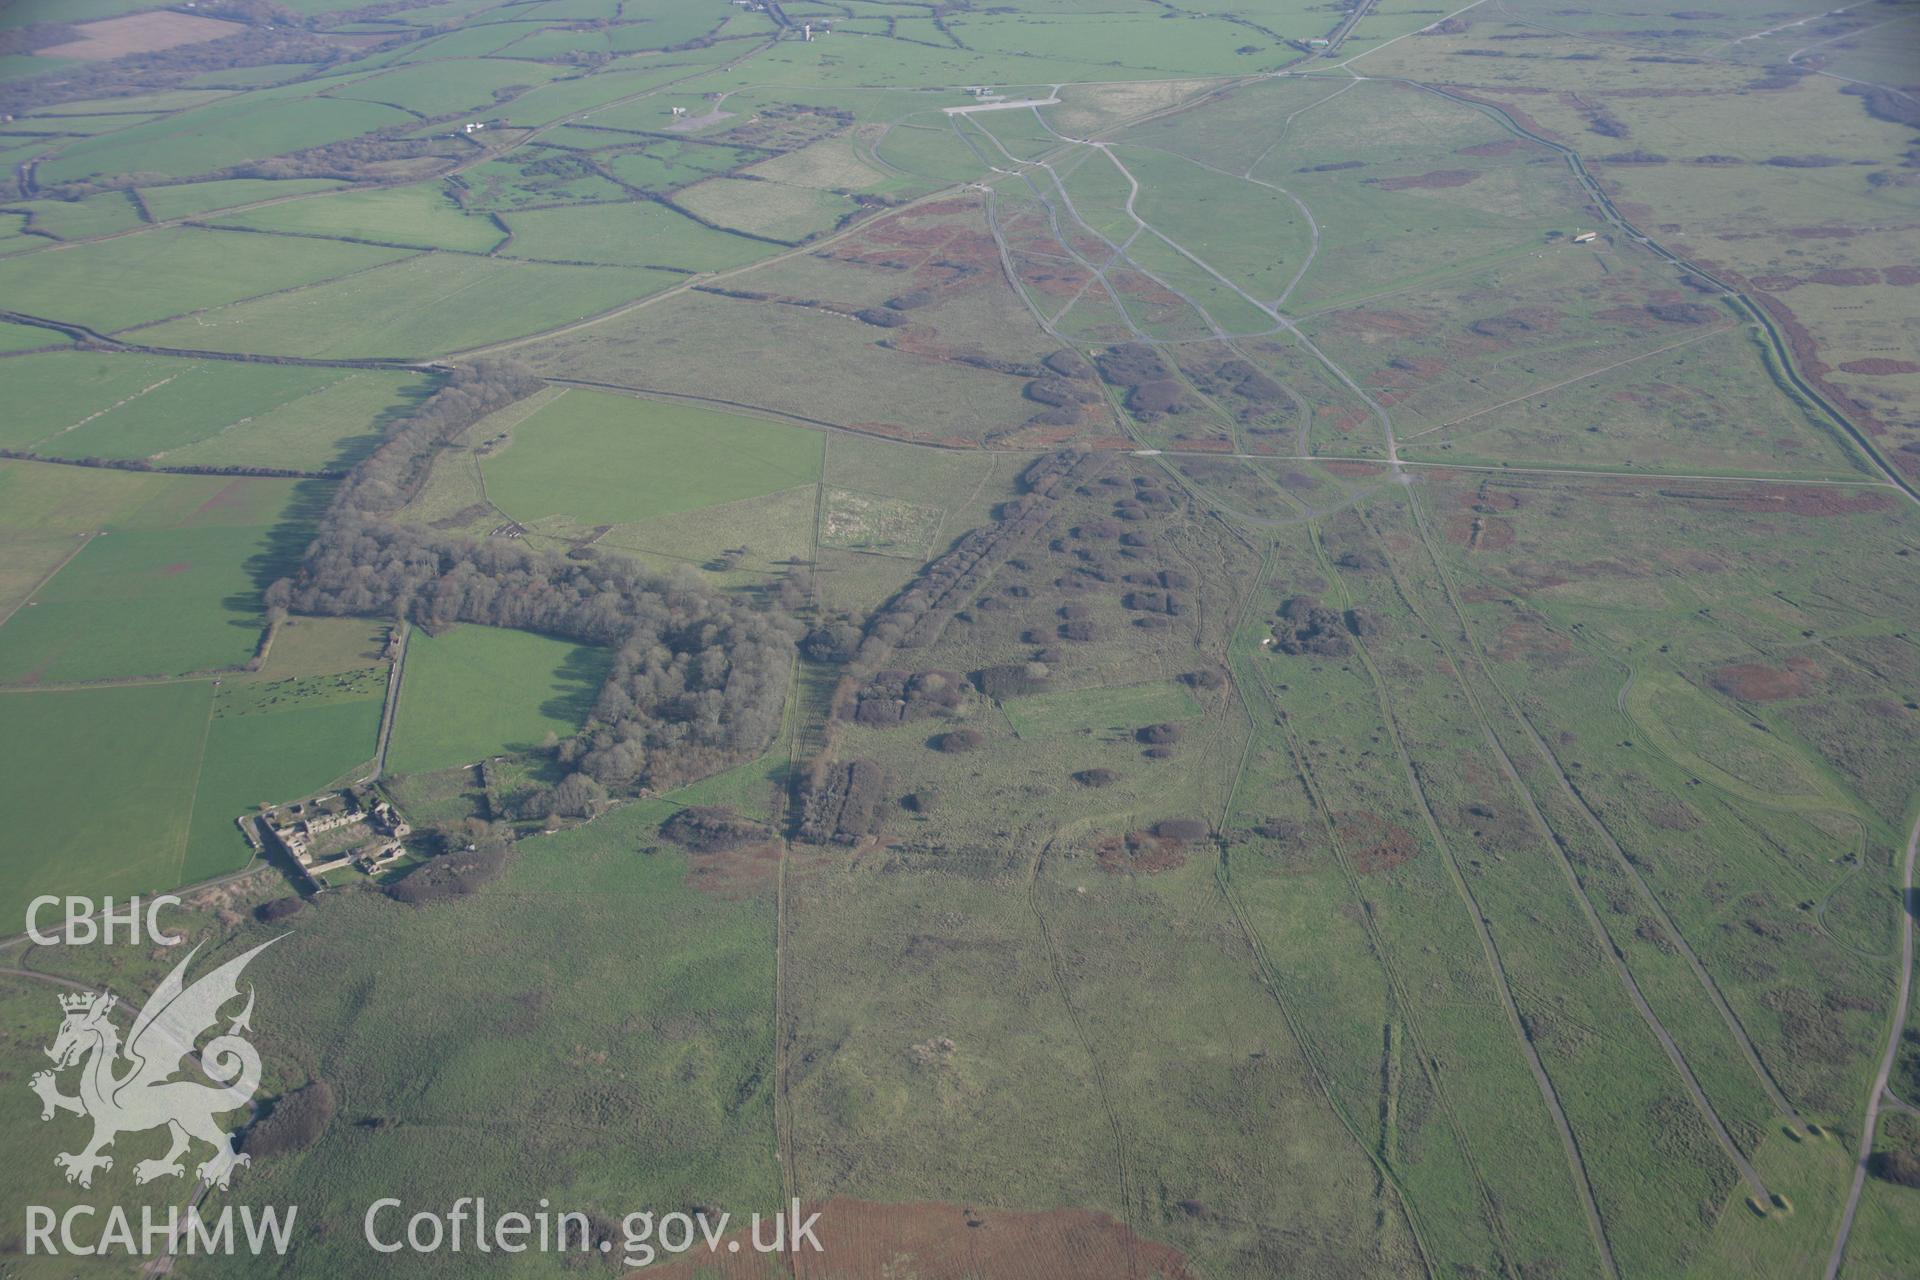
xmin=29 ymin=88 xmax=231 ymax=116
xmin=386 ymin=625 xmax=611 ymax=776
xmin=0 ymin=456 xmax=184 ymax=539
xmin=0 ymin=471 xmax=317 ymax=685
xmin=5 ymin=111 xmax=165 ymax=140
xmin=0 ymin=680 xmax=211 ymax=928
xmin=482 ymin=388 xmax=824 ymax=525
xmin=492 ymin=56 xmax=733 ymax=129
xmin=1054 ymin=143 xmax=1139 ymax=243
xmin=159 ymin=368 xmax=437 ymax=472
xmin=873 ymin=120 xmax=990 ymax=184
xmin=0 ymin=521 xmax=293 ymax=684
xmin=1002 ymin=679 xmax=1203 ymax=738
xmin=208 ymin=181 xmax=507 ymax=253
xmin=821 ymin=430 xmax=1003 ymax=536
xmin=0 ymin=318 xmax=58 ymax=351
xmin=326 ymin=59 xmax=565 ymax=118
xmin=182 ymin=679 xmax=385 ymax=882
xmin=394 ymin=21 xmax=544 ymax=61
xmin=131 ymin=254 xmax=681 ymax=358
xmin=7 ymin=189 xmax=144 ymax=239
xmin=0 ymin=227 xmax=411 ymax=333
xmin=136 ymin=177 xmax=348 ymax=221
xmin=0 ymin=351 xmax=187 ymax=450
xmin=0 ymin=206 xmax=37 ymax=253
xmin=185 ymin=63 xmax=326 ymax=90
xmin=499 ymin=198 xmax=773 ymax=270
xmin=1295 ymin=249 xmax=1761 ymax=447
xmin=37 ymin=96 xmax=411 ymax=185
xmin=35 ymin=361 xmax=347 ymax=462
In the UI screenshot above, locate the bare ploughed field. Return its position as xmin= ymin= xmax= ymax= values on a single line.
xmin=37 ymin=12 xmax=245 ymax=61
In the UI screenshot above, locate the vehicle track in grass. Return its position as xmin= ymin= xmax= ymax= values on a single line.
xmin=1388 ymin=486 xmax=1811 ymax=1136
xmin=1825 ymin=807 xmax=1920 ymax=1277
xmin=1023 ymin=832 xmax=1141 ymax=1280
xmin=1303 ymin=523 xmax=1619 ymax=1280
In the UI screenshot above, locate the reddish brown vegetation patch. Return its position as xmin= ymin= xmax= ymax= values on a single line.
xmin=641 ymin=1198 xmax=1198 ymax=1279
xmin=681 ymin=840 xmax=782 ymax=899
xmin=1885 ymin=267 xmax=1920 ymax=286
xmin=1331 ymin=811 xmax=1418 ymax=875
xmin=1322 ymin=460 xmax=1385 ymax=478
xmin=38 ymin=12 xmax=245 ymax=60
xmin=158 ymin=561 xmax=192 ymax=576
xmin=1459 ymin=138 xmax=1522 ymax=157
xmin=1711 ymin=655 xmax=1822 ymax=702
xmin=1492 ymin=620 xmax=1570 ymax=664
xmin=1372 ymin=169 xmax=1480 ymax=191
xmin=195 ymin=479 xmax=251 ymax=513
xmin=1839 ymin=359 xmax=1920 ymax=375
xmin=1094 ymin=830 xmax=1192 ymax=875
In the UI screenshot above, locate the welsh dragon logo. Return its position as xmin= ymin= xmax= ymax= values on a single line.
xmin=30 ymin=939 xmax=278 ymax=1190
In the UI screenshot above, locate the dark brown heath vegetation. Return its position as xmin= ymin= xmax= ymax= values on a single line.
xmin=850 ymin=669 xmax=967 ymax=726
xmin=1270 ymin=595 xmax=1352 ymax=657
xmin=1096 ymin=342 xmax=1196 ymax=420
xmin=243 ymin=1081 xmax=335 ymax=1160
xmin=798 ymin=759 xmax=892 ymax=844
xmin=383 ymin=831 xmax=515 ymax=906
xmin=931 ymin=729 xmax=985 ymax=754
xmin=660 ymin=806 xmax=768 ymax=854
xmin=855 ymin=452 xmax=1102 ymax=665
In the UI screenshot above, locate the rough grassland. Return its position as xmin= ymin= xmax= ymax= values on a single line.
xmin=1002 ymin=680 xmax=1203 ymax=739
xmin=386 ymin=625 xmax=611 ymax=777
